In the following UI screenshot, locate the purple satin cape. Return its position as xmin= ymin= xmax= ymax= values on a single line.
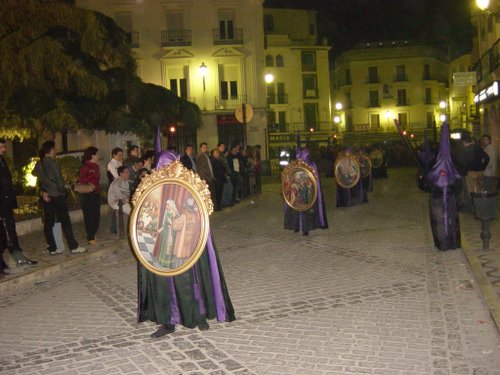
xmin=428 ymin=124 xmax=460 ymax=188
xmin=296 ymin=148 xmax=326 ymax=227
xmin=152 ymin=150 xmax=228 ymax=323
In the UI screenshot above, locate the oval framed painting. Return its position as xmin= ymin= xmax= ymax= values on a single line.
xmin=334 ymin=155 xmax=361 ymax=189
xmin=369 ymin=149 xmax=384 ymax=169
xmin=358 ymin=154 xmax=372 ymax=178
xmin=129 ymin=161 xmax=213 ymax=276
xmin=281 ymin=159 xmax=318 ymax=211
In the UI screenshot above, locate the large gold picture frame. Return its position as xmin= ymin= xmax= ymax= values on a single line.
xmin=334 ymin=155 xmax=361 ymax=189
xmin=129 ymin=161 xmax=213 ymax=276
xmin=358 ymin=154 xmax=372 ymax=178
xmin=281 ymin=159 xmax=318 ymax=212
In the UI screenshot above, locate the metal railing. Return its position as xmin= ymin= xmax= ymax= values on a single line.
xmin=267 ymin=94 xmax=288 ymax=105
xmin=214 ymin=95 xmax=247 ymax=109
xmin=161 ymin=30 xmax=192 ymax=46
xmin=125 ymin=31 xmax=140 ymax=48
xmin=472 ymin=38 xmax=500 ymax=83
xmin=213 ymin=28 xmax=243 ymax=45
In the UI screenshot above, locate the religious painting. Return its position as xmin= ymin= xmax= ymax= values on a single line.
xmin=369 ymin=149 xmax=384 ymax=169
xmin=129 ymin=161 xmax=213 ymax=276
xmin=281 ymin=159 xmax=318 ymax=211
xmin=358 ymin=154 xmax=372 ymax=178
xmin=335 ymin=154 xmax=361 ymax=189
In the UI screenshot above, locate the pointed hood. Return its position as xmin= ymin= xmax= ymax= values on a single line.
xmin=156 ymin=150 xmax=180 ymax=169
xmin=428 ymin=124 xmax=461 ymax=187
xmin=418 ymin=129 xmax=435 ymax=167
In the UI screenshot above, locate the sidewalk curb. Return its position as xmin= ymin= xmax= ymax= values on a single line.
xmin=0 ymin=243 xmax=122 ymax=294
xmin=462 ymin=237 xmax=500 ymax=332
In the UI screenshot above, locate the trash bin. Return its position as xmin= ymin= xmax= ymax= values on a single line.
xmin=471 ymin=192 xmax=498 ymax=250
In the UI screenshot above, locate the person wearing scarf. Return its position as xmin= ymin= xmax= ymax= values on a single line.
xmin=284 ymin=147 xmax=329 ymax=235
xmin=427 ymin=124 xmax=462 ymax=251
xmin=136 ymin=150 xmax=235 ymax=338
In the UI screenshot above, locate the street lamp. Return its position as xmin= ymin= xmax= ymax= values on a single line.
xmin=335 ymin=102 xmax=343 ymax=111
xmin=264 ymin=73 xmax=274 ymax=84
xmin=199 ymin=62 xmax=208 ymax=91
xmin=476 ymin=0 xmax=490 ymax=11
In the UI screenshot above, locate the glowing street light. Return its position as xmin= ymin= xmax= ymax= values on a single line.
xmin=440 ymin=114 xmax=447 ymax=122
xmin=335 ymin=102 xmax=343 ymax=111
xmin=199 ymin=62 xmax=208 ymax=91
xmin=264 ymin=73 xmax=274 ymax=84
xmin=439 ymin=100 xmax=446 ymax=109
xmin=476 ymin=0 xmax=490 ymax=11
xmin=333 ymin=115 xmax=341 ymax=123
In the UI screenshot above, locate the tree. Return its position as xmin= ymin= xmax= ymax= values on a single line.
xmin=0 ymin=0 xmax=202 ymax=141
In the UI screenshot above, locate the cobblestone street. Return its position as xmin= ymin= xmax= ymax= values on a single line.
xmin=1 ymin=168 xmax=500 ymax=375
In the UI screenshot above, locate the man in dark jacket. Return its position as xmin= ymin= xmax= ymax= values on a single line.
xmin=180 ymin=144 xmax=197 ymax=171
xmin=0 ymin=139 xmax=37 ymax=277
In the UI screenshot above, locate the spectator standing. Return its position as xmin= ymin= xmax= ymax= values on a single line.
xmin=246 ymin=146 xmax=256 ymax=196
xmin=481 ymin=134 xmax=497 ymax=192
xmin=253 ymin=144 xmax=262 ymax=194
xmin=195 ymin=143 xmax=216 ymax=202
xmin=140 ymin=150 xmax=155 ymax=171
xmin=106 ymin=147 xmax=123 ymax=184
xmin=78 ymin=146 xmax=101 ymax=245
xmin=106 ymin=147 xmax=123 ymax=233
xmin=217 ymin=143 xmax=233 ymax=207
xmin=180 ymin=144 xmax=197 ymax=172
xmin=227 ymin=143 xmax=242 ymax=203
xmin=0 ymin=139 xmax=37 ymax=276
xmin=210 ymin=148 xmax=226 ymax=211
xmin=32 ymin=141 xmax=86 ymax=255
xmin=107 ymin=166 xmax=131 ymax=215
xmin=123 ymin=145 xmax=140 ymax=169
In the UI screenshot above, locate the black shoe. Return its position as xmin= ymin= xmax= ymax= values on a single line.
xmin=150 ymin=324 xmax=175 ymax=338
xmin=17 ymin=257 xmax=38 ymax=266
xmin=198 ymin=322 xmax=210 ymax=331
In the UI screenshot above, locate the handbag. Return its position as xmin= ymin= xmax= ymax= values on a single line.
xmin=73 ymin=183 xmax=94 ymax=194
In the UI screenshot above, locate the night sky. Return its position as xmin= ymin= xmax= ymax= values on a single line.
xmin=264 ymin=0 xmax=473 ymax=60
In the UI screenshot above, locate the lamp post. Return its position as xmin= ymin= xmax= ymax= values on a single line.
xmin=199 ymin=62 xmax=208 ymax=110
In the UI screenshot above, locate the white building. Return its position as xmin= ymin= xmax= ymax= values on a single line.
xmin=76 ymin=0 xmax=269 ymax=157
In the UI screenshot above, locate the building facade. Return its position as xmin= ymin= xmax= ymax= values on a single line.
xmin=263 ymin=8 xmax=332 ymax=162
xmin=470 ymin=0 xmax=499 ymax=167
xmin=76 ymin=0 xmax=269 ymax=157
xmin=332 ymin=42 xmax=449 ymax=144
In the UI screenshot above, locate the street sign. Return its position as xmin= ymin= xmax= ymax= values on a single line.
xmin=453 ymin=72 xmax=476 ymax=86
xmin=235 ymin=103 xmax=254 ymax=123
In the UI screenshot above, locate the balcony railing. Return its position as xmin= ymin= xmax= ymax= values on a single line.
xmin=126 ymin=31 xmax=140 ymax=48
xmin=367 ymin=77 xmax=380 ymax=84
xmin=394 ymin=74 xmax=408 ymax=82
xmin=368 ymin=101 xmax=380 ymax=107
xmin=268 ymin=121 xmax=339 ymax=133
xmin=303 ymin=89 xmax=318 ymax=99
xmin=396 ymin=99 xmax=410 ymax=106
xmin=213 ymin=28 xmax=243 ymax=45
xmin=473 ymin=38 xmax=500 ymax=83
xmin=161 ymin=30 xmax=192 ymax=47
xmin=267 ymin=94 xmax=288 ymax=105
xmin=214 ymin=95 xmax=247 ymax=109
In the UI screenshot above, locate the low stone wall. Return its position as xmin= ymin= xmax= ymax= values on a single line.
xmin=15 ymin=204 xmax=111 ymax=236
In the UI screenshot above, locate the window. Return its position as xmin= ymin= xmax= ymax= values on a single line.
xmin=397 ymin=89 xmax=407 ymax=106
xmin=345 ymin=92 xmax=352 ymax=108
xmin=369 ymin=90 xmax=379 ymax=107
xmin=427 ymin=112 xmax=434 ymax=129
xmin=277 ymin=82 xmax=286 ymax=103
xmin=368 ymin=66 xmax=378 ymax=83
xmin=370 ymin=114 xmax=380 ymax=129
xmin=166 ymin=11 xmax=183 ymax=31
xmin=170 ymin=78 xmax=188 ymax=99
xmin=301 ymin=51 xmax=316 ymax=71
xmin=423 ymin=64 xmax=431 ymax=80
xmin=398 ymin=113 xmax=408 ymax=128
xmin=395 ymin=65 xmax=407 ymax=81
xmin=303 ymin=103 xmax=318 ymax=130
xmin=276 ymin=55 xmax=284 ymax=67
xmin=345 ymin=69 xmax=351 ymax=84
xmin=303 ymin=75 xmax=318 ymax=98
xmin=345 ymin=114 xmax=353 ymax=132
xmin=309 ymin=23 xmax=315 ymax=35
xmin=220 ymin=81 xmax=238 ymax=100
xmin=278 ymin=111 xmax=286 ymax=131
xmin=266 ymin=83 xmax=275 ymax=104
xmin=425 ymin=88 xmax=432 ymax=104
xmin=264 ymin=14 xmax=274 ymax=32
xmin=265 ymin=55 xmax=274 ymax=67
xmin=218 ymin=10 xmax=235 ymax=40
